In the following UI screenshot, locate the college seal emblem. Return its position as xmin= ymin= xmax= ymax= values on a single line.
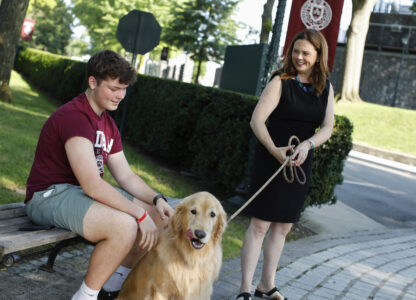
xmin=300 ymin=0 xmax=332 ymax=30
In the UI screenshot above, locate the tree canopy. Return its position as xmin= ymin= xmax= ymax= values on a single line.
xmin=24 ymin=0 xmax=73 ymax=55
xmin=71 ymin=0 xmax=178 ymax=52
xmin=163 ymin=0 xmax=240 ymax=83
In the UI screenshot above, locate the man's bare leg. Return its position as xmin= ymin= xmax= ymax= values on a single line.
xmin=81 ymin=201 xmax=139 ymax=290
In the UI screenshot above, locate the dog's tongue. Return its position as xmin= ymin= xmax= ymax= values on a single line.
xmin=186 ymin=229 xmax=195 ymax=239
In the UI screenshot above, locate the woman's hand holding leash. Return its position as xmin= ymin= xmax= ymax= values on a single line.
xmin=269 ymin=144 xmax=295 ymax=164
xmin=291 ymin=141 xmax=311 ymax=166
xmin=227 ymin=137 xmax=295 ymax=224
xmin=227 ymin=135 xmax=307 ymax=224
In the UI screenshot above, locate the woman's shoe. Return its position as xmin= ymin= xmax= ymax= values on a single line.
xmin=236 ymin=292 xmax=252 ymax=300
xmin=254 ymin=287 xmax=287 ymax=300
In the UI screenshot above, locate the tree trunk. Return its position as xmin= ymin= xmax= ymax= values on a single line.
xmin=259 ymin=0 xmax=286 ymax=95
xmin=0 ymin=0 xmax=30 ymax=103
xmin=337 ymin=0 xmax=377 ymax=102
xmin=260 ymin=0 xmax=275 ymax=44
xmin=194 ymin=59 xmax=202 ymax=84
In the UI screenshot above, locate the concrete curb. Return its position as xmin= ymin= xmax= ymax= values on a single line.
xmin=353 ymin=142 xmax=416 ymax=167
xmin=299 ymin=201 xmax=385 ymax=235
xmin=349 ymin=150 xmax=416 ymax=175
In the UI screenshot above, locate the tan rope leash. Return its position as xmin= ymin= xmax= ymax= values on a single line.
xmin=227 ymin=136 xmax=306 ymax=224
xmin=283 ymin=136 xmax=306 ymax=185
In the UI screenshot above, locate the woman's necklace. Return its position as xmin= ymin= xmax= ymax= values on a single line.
xmin=296 ymin=76 xmax=314 ymax=93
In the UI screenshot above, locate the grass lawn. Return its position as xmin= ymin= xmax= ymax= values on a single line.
xmin=0 ymin=72 xmax=57 ymax=203
xmin=335 ymin=101 xmax=416 ymax=156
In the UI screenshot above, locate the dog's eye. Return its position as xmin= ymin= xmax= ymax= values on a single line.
xmin=191 ymin=209 xmax=197 ymax=215
xmin=210 ymin=212 xmax=216 ymax=218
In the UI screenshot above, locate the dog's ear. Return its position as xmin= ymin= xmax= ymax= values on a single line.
xmin=170 ymin=203 xmax=186 ymax=234
xmin=212 ymin=204 xmax=227 ymax=244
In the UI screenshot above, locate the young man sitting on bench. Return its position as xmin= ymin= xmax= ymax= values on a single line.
xmin=25 ymin=50 xmax=174 ymax=300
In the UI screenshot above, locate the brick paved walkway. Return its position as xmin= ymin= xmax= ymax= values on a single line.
xmin=213 ymin=228 xmax=416 ymax=300
xmin=1 ymin=228 xmax=415 ymax=300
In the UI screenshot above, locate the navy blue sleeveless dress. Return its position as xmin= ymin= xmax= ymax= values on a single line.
xmin=248 ymin=76 xmax=329 ymax=223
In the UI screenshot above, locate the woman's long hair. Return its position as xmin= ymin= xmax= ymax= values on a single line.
xmin=272 ymin=29 xmax=329 ymax=95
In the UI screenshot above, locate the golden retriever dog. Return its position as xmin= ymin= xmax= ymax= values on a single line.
xmin=117 ymin=191 xmax=227 ymax=300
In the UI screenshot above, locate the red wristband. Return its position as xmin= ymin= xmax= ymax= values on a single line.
xmin=136 ymin=210 xmax=147 ymax=223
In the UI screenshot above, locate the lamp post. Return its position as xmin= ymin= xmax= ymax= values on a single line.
xmin=391 ymin=28 xmax=411 ymax=107
xmin=227 ymin=1 xmax=288 ymax=207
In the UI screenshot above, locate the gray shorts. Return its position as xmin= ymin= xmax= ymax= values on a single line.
xmin=26 ymin=183 xmax=134 ymax=236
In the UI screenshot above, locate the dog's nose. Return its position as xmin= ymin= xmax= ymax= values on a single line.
xmin=194 ymin=229 xmax=206 ymax=239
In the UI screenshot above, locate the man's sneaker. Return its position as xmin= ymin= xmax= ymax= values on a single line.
xmin=97 ymin=289 xmax=119 ymax=300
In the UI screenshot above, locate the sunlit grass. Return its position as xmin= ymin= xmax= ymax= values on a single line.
xmin=222 ymin=216 xmax=249 ymax=260
xmin=0 ymin=72 xmax=56 ymax=200
xmin=335 ymin=101 xmax=416 ymax=156
xmin=102 ymin=145 xmax=197 ymax=199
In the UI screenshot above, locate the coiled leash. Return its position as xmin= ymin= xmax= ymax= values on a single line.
xmin=227 ymin=136 xmax=306 ymax=224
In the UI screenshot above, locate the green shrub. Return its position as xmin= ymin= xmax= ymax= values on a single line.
xmin=56 ymin=60 xmax=88 ymax=102
xmin=15 ymin=48 xmax=86 ymax=103
xmin=189 ymin=92 xmax=255 ymax=194
xmin=14 ymin=48 xmax=353 ymax=207
xmin=307 ymin=115 xmax=353 ymax=207
xmin=114 ymin=76 xmax=213 ymax=168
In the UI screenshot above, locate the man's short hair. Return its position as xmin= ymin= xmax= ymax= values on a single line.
xmin=87 ymin=50 xmax=136 ymax=85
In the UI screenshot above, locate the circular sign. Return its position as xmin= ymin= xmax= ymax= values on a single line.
xmin=116 ymin=10 xmax=161 ymax=54
xmin=301 ymin=0 xmax=332 ymax=31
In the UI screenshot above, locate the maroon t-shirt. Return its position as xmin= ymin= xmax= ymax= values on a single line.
xmin=25 ymin=93 xmax=122 ymax=202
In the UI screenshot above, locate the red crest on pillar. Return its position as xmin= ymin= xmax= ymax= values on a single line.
xmin=283 ymin=0 xmax=344 ymax=71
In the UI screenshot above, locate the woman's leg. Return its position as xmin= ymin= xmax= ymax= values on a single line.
xmin=257 ymin=222 xmax=293 ymax=292
xmin=239 ymin=217 xmax=271 ymax=294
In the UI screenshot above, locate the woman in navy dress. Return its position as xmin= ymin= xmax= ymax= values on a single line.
xmin=237 ymin=29 xmax=335 ymax=300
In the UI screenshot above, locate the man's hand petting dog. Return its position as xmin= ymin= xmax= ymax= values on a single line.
xmin=155 ymin=200 xmax=174 ymax=228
